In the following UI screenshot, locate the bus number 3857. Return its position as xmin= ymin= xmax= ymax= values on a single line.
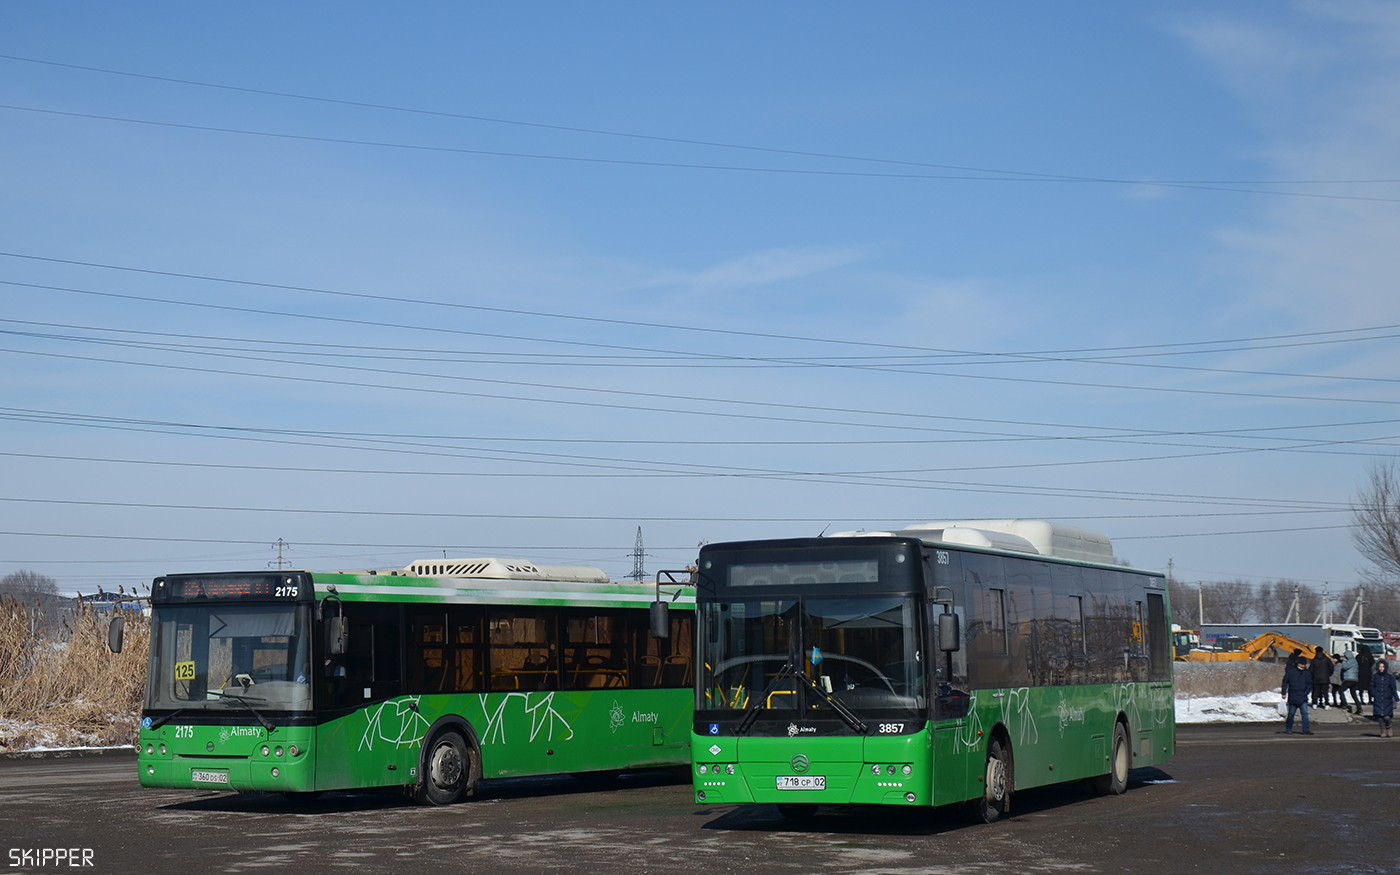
xmin=878 ymin=723 xmax=905 ymax=734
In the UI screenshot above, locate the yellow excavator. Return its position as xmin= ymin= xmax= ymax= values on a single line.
xmin=1183 ymin=630 xmax=1321 ymax=663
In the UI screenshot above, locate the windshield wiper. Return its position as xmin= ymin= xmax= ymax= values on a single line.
xmin=735 ymin=660 xmax=795 ymax=737
xmin=798 ymin=673 xmax=869 ymax=734
xmin=148 ymin=708 xmax=185 ymax=730
xmin=207 ymin=690 xmax=275 ymax=732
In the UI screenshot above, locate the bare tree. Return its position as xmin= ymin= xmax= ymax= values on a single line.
xmin=1255 ymin=580 xmax=1282 ymax=623
xmin=1334 ymin=584 xmax=1400 ymax=631
xmin=1352 ymin=459 xmax=1400 ymax=594
xmin=0 ymin=569 xmax=65 ymax=632
xmin=1203 ymin=580 xmax=1257 ymax=624
xmin=1168 ymin=578 xmax=1197 ymax=628
xmin=0 ymin=569 xmax=58 ymax=596
xmin=1254 ymin=579 xmax=1317 ymax=624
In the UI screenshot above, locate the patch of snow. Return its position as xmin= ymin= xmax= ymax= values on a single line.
xmin=1175 ymin=691 xmax=1282 ymax=723
xmin=0 ymin=717 xmax=133 ymax=753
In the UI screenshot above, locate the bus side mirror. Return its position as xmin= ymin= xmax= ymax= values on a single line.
xmin=938 ymin=611 xmax=960 ymax=653
xmin=649 ymin=601 xmax=670 ymax=639
xmin=327 ymin=616 xmax=348 ymax=656
xmin=107 ymin=617 xmax=125 ymax=654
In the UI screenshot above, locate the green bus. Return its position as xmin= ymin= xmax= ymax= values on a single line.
xmin=689 ymin=520 xmax=1174 ymax=821
xmin=122 ymin=558 xmax=694 ymax=803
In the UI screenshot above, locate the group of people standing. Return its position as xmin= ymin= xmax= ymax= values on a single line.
xmin=1282 ymin=646 xmax=1398 ymax=737
xmin=1309 ymin=646 xmax=1376 ymax=713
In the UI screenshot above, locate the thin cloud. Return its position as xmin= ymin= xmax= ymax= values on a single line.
xmin=646 ymin=245 xmax=871 ymax=295
xmin=1178 ymin=6 xmax=1400 ymax=328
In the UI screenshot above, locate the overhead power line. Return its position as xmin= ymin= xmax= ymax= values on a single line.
xmin=4 ymin=52 xmax=1400 ymax=188
xmin=7 ymin=250 xmax=1400 ymax=378
xmin=6 ymin=315 xmax=1400 ymax=387
xmin=5 ymin=101 xmax=1400 ymax=204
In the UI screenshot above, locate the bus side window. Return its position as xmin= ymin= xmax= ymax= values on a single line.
xmin=1146 ymin=592 xmax=1169 ymax=682
xmin=562 ymin=611 xmax=629 ymax=690
xmin=325 ymin=603 xmax=402 ymax=708
xmin=489 ymin=609 xmax=558 ymax=692
xmin=631 ymin=609 xmax=693 ymax=688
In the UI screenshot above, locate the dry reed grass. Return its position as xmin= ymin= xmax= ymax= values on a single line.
xmin=0 ymin=596 xmax=149 ymax=750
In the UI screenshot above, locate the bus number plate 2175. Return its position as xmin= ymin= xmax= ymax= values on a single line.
xmin=776 ymin=775 xmax=825 ymax=790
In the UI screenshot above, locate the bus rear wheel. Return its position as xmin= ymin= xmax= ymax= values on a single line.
xmin=971 ymin=737 xmax=1011 ymax=823
xmin=1093 ymin=722 xmax=1129 ymax=796
xmin=415 ymin=731 xmax=473 ymax=806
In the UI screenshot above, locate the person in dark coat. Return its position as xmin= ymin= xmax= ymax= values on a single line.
xmin=1310 ymin=647 xmax=1333 ymax=708
xmin=1371 ymin=660 xmax=1397 ymax=738
xmin=1281 ymin=656 xmax=1314 ymax=735
xmin=1356 ymin=646 xmax=1375 ymax=704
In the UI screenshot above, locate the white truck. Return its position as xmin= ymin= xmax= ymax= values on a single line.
xmin=1201 ymin=623 xmax=1385 ymax=657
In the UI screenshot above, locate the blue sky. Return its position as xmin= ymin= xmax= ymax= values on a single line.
xmin=3 ymin=2 xmax=1399 ymax=595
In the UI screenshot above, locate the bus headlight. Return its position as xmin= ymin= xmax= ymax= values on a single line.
xmin=289 ymin=745 xmax=300 ymax=757
xmin=261 ymin=745 xmax=270 ymax=757
xmin=902 ymin=765 xmax=912 ymax=775
xmin=905 ymin=792 xmax=916 ymax=803
xmin=698 ymin=764 xmax=708 ymax=774
xmin=871 ymin=765 xmax=880 ymax=776
xmin=275 ymin=747 xmax=284 ymax=758
xmin=726 ymin=764 xmax=735 ymax=775
xmin=159 ymin=744 xmax=167 ymax=755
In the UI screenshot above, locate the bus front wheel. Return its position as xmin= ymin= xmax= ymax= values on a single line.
xmin=416 ymin=731 xmax=473 ymax=806
xmin=1093 ymin=722 xmax=1129 ymax=796
xmin=971 ymin=738 xmax=1011 ymax=823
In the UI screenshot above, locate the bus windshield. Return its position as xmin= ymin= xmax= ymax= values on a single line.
xmin=146 ymin=603 xmax=313 ymax=713
xmin=699 ymin=595 xmax=924 ymax=715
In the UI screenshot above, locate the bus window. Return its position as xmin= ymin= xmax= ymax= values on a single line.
xmin=489 ymin=608 xmax=558 ymax=692
xmin=1146 ymin=592 xmax=1169 ymax=682
xmin=988 ymin=589 xmax=1008 ymax=655
xmin=327 ymin=603 xmax=402 ymax=709
xmin=408 ymin=606 xmax=484 ymax=694
xmin=634 ymin=610 xmax=694 ymax=688
xmin=563 ymin=611 xmax=629 ymax=689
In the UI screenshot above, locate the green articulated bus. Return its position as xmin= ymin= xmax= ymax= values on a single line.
xmin=128 ymin=558 xmax=694 ymax=803
xmin=689 ymin=520 xmax=1174 ymax=821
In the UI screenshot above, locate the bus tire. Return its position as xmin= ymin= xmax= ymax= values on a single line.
xmin=776 ymin=803 xmax=818 ymax=820
xmin=971 ymin=737 xmax=1011 ymax=823
xmin=415 ymin=730 xmax=472 ymax=806
xmin=1093 ymin=722 xmax=1129 ymax=796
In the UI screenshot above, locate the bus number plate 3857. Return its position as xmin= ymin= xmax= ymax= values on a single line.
xmin=776 ymin=775 xmax=825 ymax=790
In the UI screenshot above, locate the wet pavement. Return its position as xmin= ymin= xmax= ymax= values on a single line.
xmin=3 ymin=722 xmax=1398 ymax=874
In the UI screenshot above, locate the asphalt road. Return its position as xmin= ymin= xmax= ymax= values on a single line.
xmin=2 ymin=723 xmax=1398 ymax=874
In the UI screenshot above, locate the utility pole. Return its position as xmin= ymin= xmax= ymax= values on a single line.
xmin=1345 ymin=586 xmax=1368 ymax=626
xmin=1313 ymin=584 xmax=1331 ymax=625
xmin=271 ymin=538 xmax=291 ymax=570
xmin=629 ymin=527 xmax=647 ymax=582
xmin=1197 ymin=581 xmax=1204 ymax=630
xmin=1285 ymin=584 xmax=1300 ymax=624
